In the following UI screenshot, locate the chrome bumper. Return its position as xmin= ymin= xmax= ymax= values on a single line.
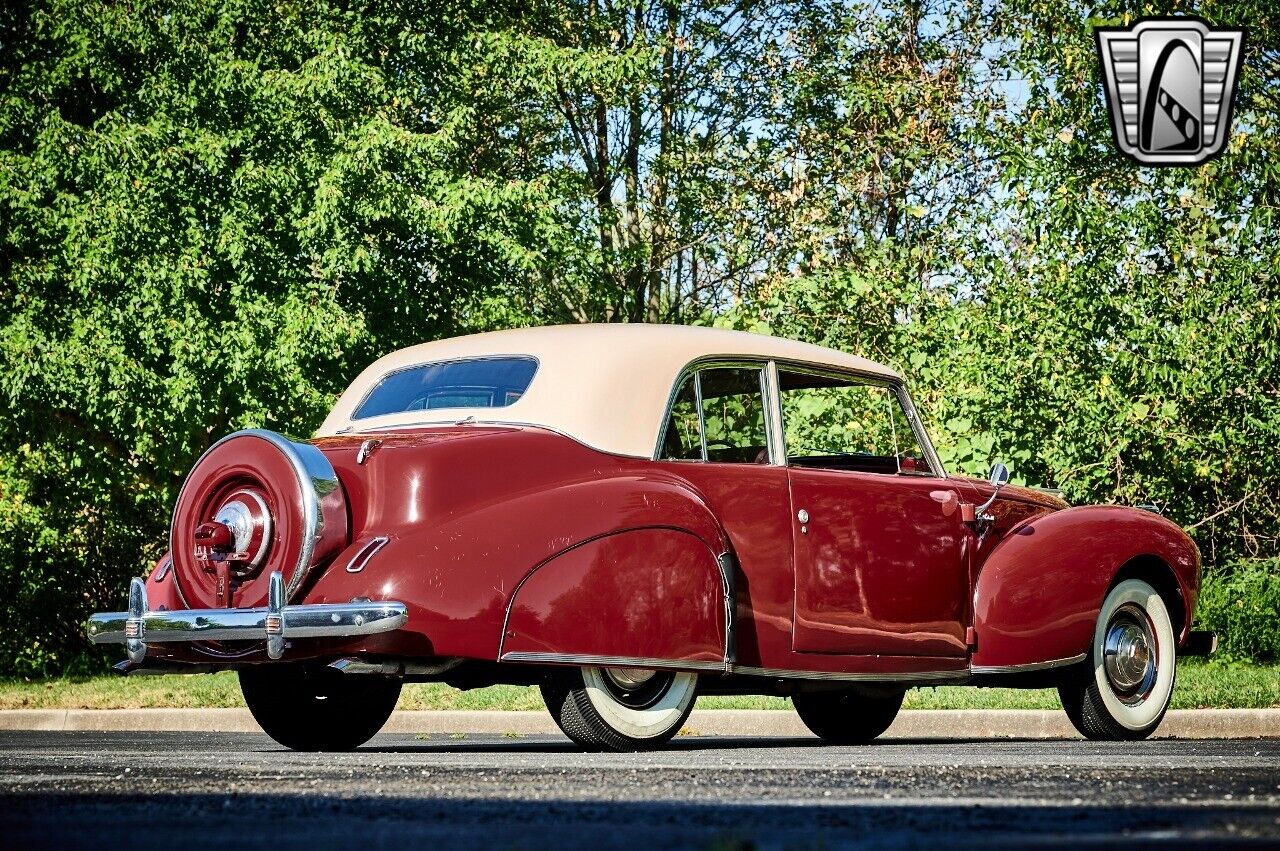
xmin=86 ymin=570 xmax=408 ymax=663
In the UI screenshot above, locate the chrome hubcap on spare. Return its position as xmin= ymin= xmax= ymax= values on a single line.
xmin=601 ymin=667 xmax=671 ymax=709
xmin=1103 ymin=603 xmax=1158 ymax=704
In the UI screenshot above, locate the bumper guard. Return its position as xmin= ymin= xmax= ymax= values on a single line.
xmin=86 ymin=571 xmax=408 ymax=662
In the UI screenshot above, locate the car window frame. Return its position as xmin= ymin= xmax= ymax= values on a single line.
xmin=656 ymin=359 xmax=776 ymax=465
xmin=772 ymin=361 xmax=944 ymax=478
xmin=654 ymin=357 xmax=947 ymax=478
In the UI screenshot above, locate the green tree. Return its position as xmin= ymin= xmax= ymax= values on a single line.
xmin=0 ymin=0 xmax=557 ymax=674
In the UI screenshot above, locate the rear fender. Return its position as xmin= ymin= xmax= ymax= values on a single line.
xmin=971 ymin=506 xmax=1199 ymax=671
xmin=305 ymin=473 xmax=728 ymax=661
xmin=499 ymin=527 xmax=727 ymax=669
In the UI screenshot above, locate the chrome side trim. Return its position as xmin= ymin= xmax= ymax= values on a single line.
xmin=87 ymin=571 xmax=407 ymax=656
xmin=500 ymin=651 xmax=727 ymax=673
xmin=500 ymin=651 xmax=970 ymax=683
xmin=730 ymin=664 xmax=970 ymax=683
xmin=717 ymin=551 xmax=736 ymax=670
xmin=969 ymin=653 xmax=1087 ymax=675
xmin=329 ymin=657 xmax=463 ymax=677
xmin=344 ymin=536 xmax=389 ymax=573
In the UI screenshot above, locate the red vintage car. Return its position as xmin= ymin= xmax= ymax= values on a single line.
xmin=88 ymin=324 xmax=1212 ymax=751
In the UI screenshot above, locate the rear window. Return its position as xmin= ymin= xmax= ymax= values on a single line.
xmin=353 ymin=357 xmax=538 ymax=420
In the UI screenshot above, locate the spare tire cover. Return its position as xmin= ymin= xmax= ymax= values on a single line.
xmin=170 ymin=429 xmax=348 ymax=609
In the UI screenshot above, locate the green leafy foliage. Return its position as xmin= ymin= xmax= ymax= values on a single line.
xmin=1197 ymin=560 xmax=1280 ymax=663
xmin=1 ymin=0 xmax=1278 ymax=674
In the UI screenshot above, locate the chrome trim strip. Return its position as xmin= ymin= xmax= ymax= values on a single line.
xmin=500 ymin=652 xmax=727 ymax=673
xmin=892 ymin=382 xmax=948 ymax=479
xmin=763 ymin=360 xmax=786 ymax=466
xmin=693 ymin=371 xmax=708 ymax=461
xmin=730 ymin=664 xmax=970 ymax=683
xmin=344 ymin=536 xmax=389 ymax=573
xmin=87 ymin=573 xmax=407 ymax=653
xmin=716 ymin=551 xmax=736 ymax=670
xmin=969 ymin=653 xmax=1087 ymax=675
xmin=499 ymin=651 xmax=970 ymax=683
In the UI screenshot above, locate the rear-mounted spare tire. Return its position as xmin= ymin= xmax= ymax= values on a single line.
xmin=170 ymin=429 xmax=348 ymax=610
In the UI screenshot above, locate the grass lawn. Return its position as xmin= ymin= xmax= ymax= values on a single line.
xmin=0 ymin=659 xmax=1275 ymax=712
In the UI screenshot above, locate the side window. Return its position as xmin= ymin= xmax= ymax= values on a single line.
xmin=660 ymin=374 xmax=703 ymax=460
xmin=778 ymin=370 xmax=931 ymax=475
xmin=698 ymin=367 xmax=769 ymax=464
xmin=658 ymin=365 xmax=770 ymax=464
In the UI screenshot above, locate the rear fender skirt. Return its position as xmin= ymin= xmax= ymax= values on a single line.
xmin=970 ymin=505 xmax=1199 ymax=670
xmin=499 ymin=527 xmax=727 ymax=668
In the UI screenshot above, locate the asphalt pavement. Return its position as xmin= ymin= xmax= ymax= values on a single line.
xmin=1 ymin=731 xmax=1277 ymax=848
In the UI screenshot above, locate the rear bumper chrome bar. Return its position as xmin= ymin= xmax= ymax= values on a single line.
xmin=86 ymin=571 xmax=408 ymax=662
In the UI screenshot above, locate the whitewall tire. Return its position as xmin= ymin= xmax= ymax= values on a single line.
xmin=1058 ymin=578 xmax=1177 ymax=740
xmin=540 ymin=666 xmax=697 ymax=751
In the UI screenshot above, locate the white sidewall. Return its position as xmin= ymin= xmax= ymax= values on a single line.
xmin=1091 ymin=579 xmax=1176 ymax=731
xmin=582 ymin=668 xmax=697 ymax=739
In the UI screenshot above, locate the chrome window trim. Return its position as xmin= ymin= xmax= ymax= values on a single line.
xmin=351 ymin=354 xmax=541 ymax=422
xmin=767 ymin=361 xmax=947 ymax=478
xmin=652 ymin=358 xmax=775 ymax=465
xmin=891 ymin=382 xmax=948 ymax=479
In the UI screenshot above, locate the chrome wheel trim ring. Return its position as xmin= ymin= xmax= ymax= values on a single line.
xmin=1091 ymin=579 xmax=1176 ymax=730
xmin=1102 ymin=603 xmax=1157 ymax=703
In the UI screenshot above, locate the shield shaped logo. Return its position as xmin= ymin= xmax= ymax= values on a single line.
xmin=1095 ymin=17 xmax=1245 ymax=166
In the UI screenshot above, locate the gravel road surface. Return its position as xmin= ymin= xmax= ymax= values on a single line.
xmin=2 ymin=731 xmax=1277 ymax=848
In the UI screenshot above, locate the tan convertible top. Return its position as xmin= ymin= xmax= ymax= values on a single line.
xmin=316 ymin=324 xmax=899 ymax=458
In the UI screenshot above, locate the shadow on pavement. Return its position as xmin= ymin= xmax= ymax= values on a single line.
xmin=2 ymin=791 xmax=1271 ymax=849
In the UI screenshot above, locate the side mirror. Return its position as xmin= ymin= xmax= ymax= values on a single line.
xmin=972 ymin=461 xmax=1009 ymax=522
xmin=988 ymin=462 xmax=1009 ymax=489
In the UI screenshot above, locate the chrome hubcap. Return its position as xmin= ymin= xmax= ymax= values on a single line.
xmin=599 ymin=667 xmax=671 ymax=709
xmin=1103 ymin=603 xmax=1158 ymax=703
xmin=604 ymin=667 xmax=657 ymax=690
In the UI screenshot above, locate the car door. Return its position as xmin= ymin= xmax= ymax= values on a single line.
xmin=778 ymin=367 xmax=970 ymax=657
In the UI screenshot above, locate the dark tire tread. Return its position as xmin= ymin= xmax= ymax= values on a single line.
xmin=539 ymin=674 xmax=694 ymax=753
xmin=239 ymin=666 xmax=401 ymax=751
xmin=1058 ymin=666 xmax=1173 ymax=741
xmin=792 ymin=688 xmax=905 ymax=744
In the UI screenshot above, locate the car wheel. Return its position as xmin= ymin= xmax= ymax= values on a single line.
xmin=239 ymin=665 xmax=401 ymax=751
xmin=540 ymin=666 xmax=697 ymax=752
xmin=792 ymin=686 xmax=905 ymax=743
xmin=1057 ymin=578 xmax=1176 ymax=741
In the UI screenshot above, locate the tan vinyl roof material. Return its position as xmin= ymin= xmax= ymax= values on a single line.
xmin=316 ymin=324 xmax=899 ymax=458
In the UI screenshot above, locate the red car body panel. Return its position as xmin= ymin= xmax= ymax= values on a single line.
xmin=788 ymin=469 xmax=971 ymax=657
xmin=501 ymin=528 xmax=725 ymax=665
xmin=138 ymin=422 xmax=1200 ymax=681
xmin=970 ymin=504 xmax=1200 ymax=670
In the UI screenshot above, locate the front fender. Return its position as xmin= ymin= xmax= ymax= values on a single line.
xmin=970 ymin=506 xmax=1199 ymax=670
